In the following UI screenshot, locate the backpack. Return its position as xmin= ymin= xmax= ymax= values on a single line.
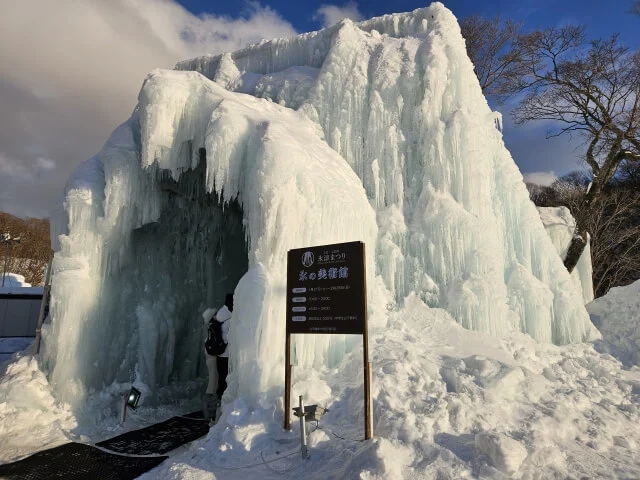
xmin=205 ymin=317 xmax=227 ymax=356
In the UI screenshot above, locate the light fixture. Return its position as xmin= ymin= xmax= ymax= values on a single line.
xmin=293 ymin=404 xmax=328 ymax=422
xmin=126 ymin=387 xmax=141 ymax=409
xmin=2 ymin=233 xmax=21 ymax=288
xmin=121 ymin=386 xmax=142 ymax=424
xmin=292 ymin=397 xmax=329 ymax=460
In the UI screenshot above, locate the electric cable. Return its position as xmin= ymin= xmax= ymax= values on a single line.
xmin=208 ymin=448 xmax=300 ymax=471
xmin=260 ymin=449 xmax=300 ymax=475
xmin=316 ymin=424 xmax=366 ymax=443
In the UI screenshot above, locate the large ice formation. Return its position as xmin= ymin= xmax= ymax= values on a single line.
xmin=538 ymin=207 xmax=594 ymax=304
xmin=43 ymin=3 xmax=596 ymax=409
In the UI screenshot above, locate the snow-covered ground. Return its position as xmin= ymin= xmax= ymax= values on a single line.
xmin=587 ymin=280 xmax=640 ymax=368
xmin=2 ymin=289 xmax=640 ymax=478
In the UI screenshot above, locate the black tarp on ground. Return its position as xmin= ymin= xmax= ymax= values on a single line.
xmin=96 ymin=412 xmax=210 ymax=455
xmin=0 ymin=442 xmax=167 ymax=480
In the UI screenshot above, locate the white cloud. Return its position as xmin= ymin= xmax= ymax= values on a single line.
xmin=523 ymin=171 xmax=558 ymax=186
xmin=314 ymin=2 xmax=364 ymax=28
xmin=0 ymin=154 xmax=32 ymax=180
xmin=0 ymin=0 xmax=296 ymax=218
xmin=36 ymin=157 xmax=56 ymax=171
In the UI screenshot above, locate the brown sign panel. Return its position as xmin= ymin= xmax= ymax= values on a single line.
xmin=286 ymin=241 xmax=366 ymax=335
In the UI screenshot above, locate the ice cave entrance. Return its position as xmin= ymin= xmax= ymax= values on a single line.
xmin=129 ymin=148 xmax=247 ymax=395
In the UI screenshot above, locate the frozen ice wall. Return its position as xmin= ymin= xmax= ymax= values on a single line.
xmin=538 ymin=207 xmax=594 ymax=303
xmin=45 ymin=2 xmax=596 ymax=409
xmin=177 ymin=3 xmax=596 ymax=341
xmin=43 ymin=72 xmax=377 ymax=408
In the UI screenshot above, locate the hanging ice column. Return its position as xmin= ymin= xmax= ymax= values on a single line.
xmin=177 ymin=3 xmax=597 ymax=343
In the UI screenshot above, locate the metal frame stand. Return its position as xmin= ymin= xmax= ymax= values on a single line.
xmin=299 ymin=396 xmax=308 ymax=459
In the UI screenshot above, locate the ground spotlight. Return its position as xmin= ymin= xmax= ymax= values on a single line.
xmin=121 ymin=386 xmax=142 ymax=424
xmin=126 ymin=387 xmax=141 ymax=409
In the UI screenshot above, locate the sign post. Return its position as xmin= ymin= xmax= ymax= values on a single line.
xmin=284 ymin=241 xmax=372 ymax=439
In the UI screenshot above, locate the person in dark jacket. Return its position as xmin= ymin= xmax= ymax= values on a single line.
xmin=213 ymin=293 xmax=233 ymax=399
xmin=201 ymin=293 xmax=233 ymax=419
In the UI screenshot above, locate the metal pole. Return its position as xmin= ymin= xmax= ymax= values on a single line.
xmin=2 ymin=240 xmax=8 ymax=287
xmin=366 ymin=361 xmax=373 ymax=438
xmin=299 ymin=395 xmax=308 ymax=459
xmin=284 ymin=333 xmax=292 ymax=430
xmin=363 ymin=335 xmax=372 ymax=439
xmin=34 ymin=254 xmax=53 ymax=355
xmin=362 ymin=243 xmax=373 ymax=440
xmin=121 ymin=394 xmax=128 ymax=424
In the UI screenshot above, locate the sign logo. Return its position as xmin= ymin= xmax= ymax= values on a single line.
xmin=301 ymin=251 xmax=314 ymax=268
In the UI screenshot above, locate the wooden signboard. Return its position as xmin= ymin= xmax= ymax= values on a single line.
xmin=284 ymin=241 xmax=372 ymax=439
xmin=286 ymin=241 xmax=366 ymax=335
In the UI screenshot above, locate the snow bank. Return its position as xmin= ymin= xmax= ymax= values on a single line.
xmin=0 ymin=356 xmax=76 ymax=462
xmin=140 ymin=296 xmax=640 ymax=479
xmin=0 ymin=273 xmax=31 ymax=288
xmin=44 ymin=2 xmax=595 ymax=410
xmin=587 ymin=279 xmax=640 ymax=367
xmin=0 ymin=273 xmax=43 ymax=295
xmin=538 ymin=206 xmax=594 ymax=303
xmin=2 ymin=289 xmax=638 ymax=477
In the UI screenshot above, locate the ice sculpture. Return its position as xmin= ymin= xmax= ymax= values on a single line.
xmin=44 ymin=3 xmax=596 ymax=409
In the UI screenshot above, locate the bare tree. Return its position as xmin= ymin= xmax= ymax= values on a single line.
xmin=632 ymin=1 xmax=640 ymax=15
xmin=616 ymin=159 xmax=640 ymax=187
xmin=588 ymin=188 xmax=640 ymax=295
xmin=0 ymin=211 xmax=51 ymax=285
xmin=530 ymin=172 xmax=640 ymax=297
xmin=510 ymin=26 xmax=640 ymax=272
xmin=460 ymin=16 xmax=527 ymax=100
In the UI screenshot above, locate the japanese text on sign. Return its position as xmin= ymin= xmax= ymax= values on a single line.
xmin=286 ymin=241 xmax=366 ymax=335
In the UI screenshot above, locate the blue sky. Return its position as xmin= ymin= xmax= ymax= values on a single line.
xmin=178 ymin=0 xmax=639 ymax=47
xmin=0 ymin=0 xmax=637 ymax=217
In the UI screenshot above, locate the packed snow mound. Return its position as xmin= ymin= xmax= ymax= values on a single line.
xmin=45 ymin=2 xmax=595 ymax=408
xmin=0 ymin=273 xmax=31 ymax=289
xmin=587 ymin=279 xmax=640 ymax=367
xmin=0 ymin=272 xmax=44 ymax=295
xmin=537 ymin=207 xmax=594 ymax=303
xmin=0 ymin=356 xmax=76 ymax=462
xmin=141 ymin=296 xmax=640 ymax=479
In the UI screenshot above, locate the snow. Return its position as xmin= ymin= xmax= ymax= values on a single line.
xmin=3 ymin=294 xmax=639 ymax=478
xmin=5 ymin=3 xmax=636 ymax=478
xmin=0 ymin=273 xmax=31 ymax=288
xmin=587 ymin=280 xmax=640 ymax=367
xmin=538 ymin=207 xmax=594 ymax=303
xmin=474 ymin=433 xmax=528 ymax=476
xmin=0 ymin=356 xmax=76 ymax=461
xmin=0 ymin=273 xmax=43 ymax=295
